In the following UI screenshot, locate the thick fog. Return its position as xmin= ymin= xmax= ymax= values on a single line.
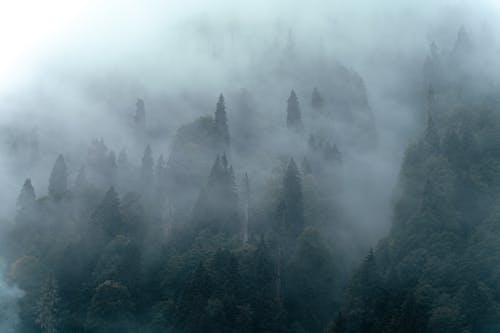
xmin=1 ymin=0 xmax=500 ymax=328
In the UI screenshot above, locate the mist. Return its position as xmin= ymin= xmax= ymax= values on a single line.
xmin=2 ymin=0 xmax=500 ymax=332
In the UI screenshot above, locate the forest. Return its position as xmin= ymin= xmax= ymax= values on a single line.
xmin=2 ymin=1 xmax=500 ymax=333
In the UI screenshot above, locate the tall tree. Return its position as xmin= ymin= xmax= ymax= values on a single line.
xmin=287 ymin=90 xmax=303 ymax=132
xmin=214 ymin=94 xmax=230 ymax=151
xmin=141 ymin=144 xmax=154 ymax=190
xmin=282 ymin=158 xmax=305 ymax=236
xmin=48 ymin=154 xmax=68 ymax=199
xmin=36 ymin=276 xmax=60 ymax=333
xmin=311 ymin=87 xmax=324 ymax=111
xmin=135 ymin=98 xmax=146 ymax=130
xmin=17 ymin=178 xmax=36 ymax=212
xmin=74 ymin=165 xmax=88 ymax=193
xmin=91 ymin=187 xmax=121 ymax=240
xmin=424 ymin=114 xmax=440 ymax=152
xmin=193 ymin=155 xmax=239 ymax=234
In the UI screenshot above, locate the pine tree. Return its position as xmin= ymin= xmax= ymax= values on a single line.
xmin=176 ymin=263 xmax=213 ymax=331
xmin=117 ymin=149 xmax=128 ymax=168
xmin=17 ymin=178 xmax=36 ymax=213
xmin=74 ymin=165 xmax=88 ymax=193
xmin=48 ymin=154 xmax=68 ymax=199
xmin=135 ymin=98 xmax=146 ymax=130
xmin=106 ymin=151 xmax=117 ymax=186
xmin=141 ymin=144 xmax=154 ymax=188
xmin=287 ymin=90 xmax=303 ymax=132
xmin=155 ymin=154 xmax=168 ymax=207
xmin=282 ymin=158 xmax=305 ymax=236
xmin=91 ymin=187 xmax=121 ymax=239
xmin=311 ymin=87 xmax=324 ymax=111
xmin=194 ymin=155 xmax=239 ymax=234
xmin=242 ymin=173 xmax=250 ymax=243
xmin=35 ymin=276 xmax=60 ymax=333
xmin=301 ymin=157 xmax=312 ymax=175
xmin=424 ymin=114 xmax=440 ymax=152
xmin=214 ymin=94 xmax=230 ymax=151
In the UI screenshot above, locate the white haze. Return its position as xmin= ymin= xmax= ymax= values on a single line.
xmin=0 ymin=0 xmax=499 ymax=264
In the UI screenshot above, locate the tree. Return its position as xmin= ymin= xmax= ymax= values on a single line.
xmin=36 ymin=276 xmax=60 ymax=333
xmin=311 ymin=87 xmax=324 ymax=111
xmin=86 ymin=280 xmax=135 ymax=333
xmin=424 ymin=114 xmax=440 ymax=152
xmin=175 ymin=263 xmax=213 ymax=331
xmin=282 ymin=158 xmax=305 ymax=237
xmin=17 ymin=178 xmax=36 ymax=213
xmin=48 ymin=154 xmax=68 ymax=199
xmin=287 ymin=90 xmax=303 ymax=132
xmin=134 ymin=98 xmax=146 ymax=130
xmin=214 ymin=94 xmax=230 ymax=151
xmin=74 ymin=165 xmax=88 ymax=193
xmin=193 ymin=155 xmax=240 ymax=234
xmin=141 ymin=144 xmax=154 ymax=191
xmin=91 ymin=187 xmax=121 ymax=240
xmin=155 ymin=154 xmax=167 ymax=200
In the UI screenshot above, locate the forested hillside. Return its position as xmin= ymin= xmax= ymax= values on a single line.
xmin=1 ymin=2 xmax=500 ymax=332
xmin=339 ymin=27 xmax=500 ymax=333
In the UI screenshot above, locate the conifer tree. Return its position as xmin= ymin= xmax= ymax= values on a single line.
xmin=287 ymin=90 xmax=303 ymax=132
xmin=36 ymin=276 xmax=60 ymax=333
xmin=242 ymin=173 xmax=250 ymax=243
xmin=214 ymin=94 xmax=230 ymax=151
xmin=194 ymin=155 xmax=239 ymax=234
xmin=17 ymin=178 xmax=36 ymax=212
xmin=424 ymin=113 xmax=440 ymax=152
xmin=48 ymin=154 xmax=68 ymax=199
xmin=311 ymin=87 xmax=324 ymax=111
xmin=91 ymin=187 xmax=121 ymax=239
xmin=301 ymin=157 xmax=312 ymax=175
xmin=74 ymin=165 xmax=88 ymax=193
xmin=282 ymin=158 xmax=305 ymax=236
xmin=135 ymin=98 xmax=146 ymax=130
xmin=117 ymin=149 xmax=128 ymax=169
xmin=141 ymin=144 xmax=154 ymax=188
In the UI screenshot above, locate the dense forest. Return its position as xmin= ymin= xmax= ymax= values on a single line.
xmin=1 ymin=2 xmax=500 ymax=332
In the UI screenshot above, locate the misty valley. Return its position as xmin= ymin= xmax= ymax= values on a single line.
xmin=2 ymin=1 xmax=500 ymax=333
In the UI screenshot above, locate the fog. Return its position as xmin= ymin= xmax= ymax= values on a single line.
xmin=1 ymin=0 xmax=500 ymax=331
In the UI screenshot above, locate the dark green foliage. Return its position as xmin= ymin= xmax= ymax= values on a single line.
xmin=311 ymin=87 xmax=324 ymax=111
xmin=17 ymin=178 xmax=36 ymax=214
xmin=214 ymin=94 xmax=230 ymax=151
xmin=141 ymin=144 xmax=154 ymax=190
xmin=193 ymin=154 xmax=240 ymax=235
xmin=280 ymin=158 xmax=304 ymax=237
xmin=86 ymin=280 xmax=136 ymax=333
xmin=287 ymin=90 xmax=303 ymax=132
xmin=48 ymin=154 xmax=68 ymax=200
xmin=91 ymin=187 xmax=121 ymax=241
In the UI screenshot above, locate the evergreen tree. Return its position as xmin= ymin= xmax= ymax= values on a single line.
xmin=141 ymin=144 xmax=154 ymax=190
xmin=135 ymin=98 xmax=146 ymax=130
xmin=282 ymin=158 xmax=305 ymax=236
xmin=91 ymin=187 xmax=121 ymax=240
xmin=424 ymin=114 xmax=440 ymax=152
xmin=301 ymin=157 xmax=312 ymax=175
xmin=214 ymin=94 xmax=230 ymax=151
xmin=48 ymin=154 xmax=68 ymax=199
xmin=17 ymin=178 xmax=36 ymax=212
xmin=74 ymin=165 xmax=88 ymax=193
xmin=193 ymin=155 xmax=239 ymax=234
xmin=175 ymin=263 xmax=213 ymax=331
xmin=311 ymin=87 xmax=324 ymax=111
xmin=117 ymin=149 xmax=128 ymax=168
xmin=287 ymin=90 xmax=303 ymax=132
xmin=242 ymin=173 xmax=250 ymax=243
xmin=36 ymin=276 xmax=60 ymax=333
